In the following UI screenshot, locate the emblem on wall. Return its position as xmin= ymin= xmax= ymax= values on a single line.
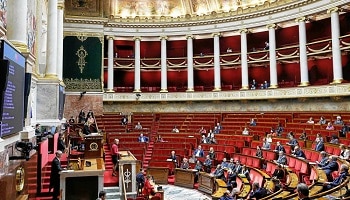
xmin=76 ymin=46 xmax=88 ymax=73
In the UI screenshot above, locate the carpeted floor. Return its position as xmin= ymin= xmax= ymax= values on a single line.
xmin=161 ymin=185 xmax=211 ymax=200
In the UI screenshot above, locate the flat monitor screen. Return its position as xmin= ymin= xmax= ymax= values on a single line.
xmin=0 ymin=40 xmax=26 ymax=137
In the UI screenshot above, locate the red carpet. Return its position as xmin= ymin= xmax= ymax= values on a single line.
xmin=104 ymin=170 xmax=119 ymax=187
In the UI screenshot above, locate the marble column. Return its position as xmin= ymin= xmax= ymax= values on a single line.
xmin=186 ymin=35 xmax=194 ymax=92
xmin=57 ymin=1 xmax=64 ymax=81
xmin=45 ymin=0 xmax=58 ymax=78
xmin=328 ymin=7 xmax=343 ymax=84
xmin=107 ymin=36 xmax=115 ymax=92
xmin=213 ymin=33 xmax=221 ymax=91
xmin=160 ymin=36 xmax=168 ymax=92
xmin=240 ymin=29 xmax=249 ymax=90
xmin=133 ymin=37 xmax=141 ymax=92
xmin=267 ymin=24 xmax=278 ymax=88
xmin=296 ymin=17 xmax=309 ymax=86
xmin=6 ymin=0 xmax=28 ymax=52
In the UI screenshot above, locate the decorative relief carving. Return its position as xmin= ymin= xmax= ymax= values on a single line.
xmin=64 ymin=78 xmax=102 ymax=91
xmin=76 ymin=46 xmax=88 ymax=73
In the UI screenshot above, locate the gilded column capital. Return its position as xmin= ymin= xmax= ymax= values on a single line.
xmin=212 ymin=32 xmax=221 ymax=37
xmin=295 ymin=16 xmax=306 ymax=22
xmin=106 ymin=36 xmax=115 ymax=40
xmin=239 ymin=28 xmax=249 ymax=34
xmin=57 ymin=1 xmax=65 ymax=10
xmin=133 ymin=36 xmax=142 ymax=41
xmin=159 ymin=35 xmax=168 ymax=40
xmin=327 ymin=7 xmax=339 ymax=14
xmin=266 ymin=24 xmax=277 ymax=29
xmin=186 ymin=35 xmax=194 ymax=39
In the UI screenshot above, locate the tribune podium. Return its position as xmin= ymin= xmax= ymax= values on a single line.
xmin=59 ymin=158 xmax=105 ymax=200
xmin=118 ymin=151 xmax=140 ymax=198
xmin=84 ymin=134 xmax=103 ymax=158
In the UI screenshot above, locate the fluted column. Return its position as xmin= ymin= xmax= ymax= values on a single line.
xmin=160 ymin=36 xmax=168 ymax=92
xmin=240 ymin=29 xmax=249 ymax=90
xmin=57 ymin=1 xmax=64 ymax=81
xmin=213 ymin=33 xmax=221 ymax=91
xmin=267 ymin=24 xmax=278 ymax=88
xmin=186 ymin=35 xmax=194 ymax=92
xmin=133 ymin=37 xmax=141 ymax=92
xmin=45 ymin=0 xmax=58 ymax=78
xmin=296 ymin=17 xmax=309 ymax=86
xmin=107 ymin=36 xmax=114 ymax=92
xmin=7 ymin=0 xmax=28 ymax=52
xmin=328 ymin=7 xmax=343 ymax=84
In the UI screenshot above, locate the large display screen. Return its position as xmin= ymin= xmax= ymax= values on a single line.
xmin=0 ymin=40 xmax=26 ymax=137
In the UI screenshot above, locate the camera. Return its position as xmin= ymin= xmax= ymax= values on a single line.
xmin=14 ymin=141 xmax=37 ymax=161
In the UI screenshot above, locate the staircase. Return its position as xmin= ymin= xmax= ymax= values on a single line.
xmin=142 ymin=121 xmax=159 ymax=169
xmin=104 ymin=186 xmax=121 ymax=200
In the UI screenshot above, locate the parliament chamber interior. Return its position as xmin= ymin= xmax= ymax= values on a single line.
xmin=0 ymin=0 xmax=350 ymax=200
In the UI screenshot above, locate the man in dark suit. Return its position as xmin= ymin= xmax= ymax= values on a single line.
xmin=272 ymin=164 xmax=285 ymax=181
xmin=169 ymin=150 xmax=178 ymax=168
xmin=273 ymin=142 xmax=286 ymax=153
xmin=315 ymin=137 xmax=325 ymax=152
xmin=316 ymin=151 xmax=329 ymax=167
xmin=57 ymin=133 xmax=66 ymax=152
xmin=193 ymin=145 xmax=204 ymax=158
xmin=248 ymin=182 xmax=267 ymax=199
xmin=323 ymin=164 xmax=349 ymax=190
xmin=50 ymin=150 xmax=65 ymax=200
xmin=320 ymin=156 xmax=339 ymax=181
xmin=212 ymin=164 xmax=225 ymax=181
xmin=297 ymin=183 xmax=311 ymax=200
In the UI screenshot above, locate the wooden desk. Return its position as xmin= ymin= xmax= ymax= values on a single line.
xmin=198 ymin=172 xmax=215 ymax=194
xmin=211 ymin=178 xmax=227 ymax=200
xmin=60 ymin=158 xmax=105 ymax=200
xmin=316 ymin=168 xmax=327 ymax=184
xmin=147 ymin=167 xmax=169 ymax=184
xmin=174 ymin=168 xmax=196 ymax=188
xmin=237 ymin=176 xmax=251 ymax=199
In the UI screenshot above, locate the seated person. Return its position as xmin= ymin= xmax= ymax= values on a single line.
xmin=142 ymin=175 xmax=155 ymax=196
xmin=315 ymin=151 xmax=329 ymax=168
xmin=226 ymin=169 xmax=237 ymax=186
xmin=87 ymin=116 xmax=95 ymax=125
xmin=325 ymin=122 xmax=335 ymax=130
xmin=199 ymin=126 xmax=207 ymax=135
xmin=212 ymin=164 xmax=225 ymax=181
xmin=121 ymin=115 xmax=128 ymax=125
xmin=201 ymin=135 xmax=209 ymax=144
xmin=306 ymin=117 xmax=315 ymax=124
xmin=323 ymin=164 xmax=349 ymax=190
xmin=319 ymin=156 xmax=339 ymax=181
xmin=220 ymin=190 xmax=233 ymax=200
xmin=227 ymin=158 xmax=236 ymax=171
xmin=203 ymin=155 xmax=212 ymax=173
xmin=318 ymin=116 xmax=327 ymax=125
xmin=221 ymin=158 xmax=229 ymax=169
xmin=193 ymin=145 xmax=204 ymax=158
xmin=276 ymin=123 xmax=284 ymax=136
xmin=329 ymin=134 xmax=339 ymax=144
xmin=83 ymin=122 xmax=91 ymax=135
xmin=272 ymin=164 xmax=285 ymax=181
xmin=248 ymin=182 xmax=267 ymax=200
xmin=138 ymin=133 xmax=148 ymax=143
xmin=229 ymin=181 xmax=241 ymax=198
xmin=249 ymin=118 xmax=257 ymax=126
xmin=256 ymin=146 xmax=263 ymax=159
xmin=273 ymin=142 xmax=286 ymax=153
xmin=340 ymin=124 xmax=349 ymax=137
xmin=291 ymin=146 xmax=306 ymax=159
xmin=339 ymin=144 xmax=350 ymax=160
xmin=57 ymin=133 xmax=66 ymax=153
xmin=261 ymin=138 xmax=271 ymax=150
xmin=208 ymin=147 xmax=216 ymax=160
xmin=314 ymin=137 xmax=325 ymax=152
xmin=156 ymin=134 xmax=164 ymax=142
xmin=180 ymin=158 xmax=190 ymax=169
xmin=240 ymin=165 xmax=250 ymax=181
xmin=172 ymin=126 xmax=179 ymax=133
xmin=274 ymin=151 xmax=287 ymax=166
xmin=334 ymin=116 xmax=344 ymax=125
xmin=242 ymin=127 xmax=249 ymax=135
xmin=134 ymin=122 xmax=143 ymax=130
xmin=234 ymin=160 xmax=242 ymax=174
xmin=299 ymin=132 xmax=308 ymax=141
xmin=78 ymin=110 xmax=85 ymax=123
xmin=216 ymin=122 xmax=223 ymax=132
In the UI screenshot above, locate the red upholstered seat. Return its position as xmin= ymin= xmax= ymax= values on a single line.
xmin=265 ymin=151 xmax=276 ymax=161
xmin=242 ymin=148 xmax=251 ymax=156
xmin=288 ymin=157 xmax=296 ymax=169
xmin=246 ymin=157 xmax=253 ymax=166
xmin=303 ymin=167 xmax=317 ymax=185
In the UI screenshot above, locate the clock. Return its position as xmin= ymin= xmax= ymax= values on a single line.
xmin=89 ymin=142 xmax=99 ymax=151
xmin=15 ymin=167 xmax=25 ymax=192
